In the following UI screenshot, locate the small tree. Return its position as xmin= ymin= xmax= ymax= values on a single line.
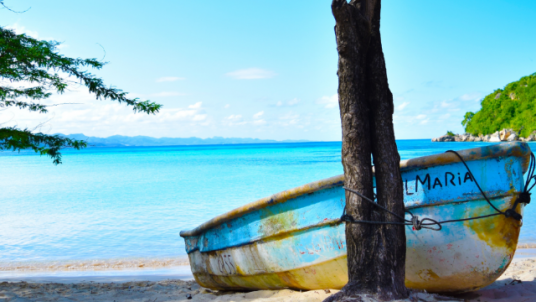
xmin=0 ymin=26 xmax=161 ymax=164
xmin=461 ymin=111 xmax=474 ymax=128
xmin=326 ymin=0 xmax=408 ymax=301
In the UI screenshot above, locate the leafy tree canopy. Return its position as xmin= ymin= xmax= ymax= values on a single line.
xmin=463 ymin=72 xmax=536 ymax=137
xmin=0 ymin=26 xmax=161 ymax=164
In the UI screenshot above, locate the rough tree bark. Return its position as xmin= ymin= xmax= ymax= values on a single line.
xmin=325 ymin=0 xmax=408 ymax=301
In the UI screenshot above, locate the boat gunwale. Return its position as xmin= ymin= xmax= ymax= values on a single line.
xmin=180 ymin=142 xmax=531 ymax=238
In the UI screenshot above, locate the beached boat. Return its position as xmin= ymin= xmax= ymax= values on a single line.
xmin=180 ymin=142 xmax=533 ymax=293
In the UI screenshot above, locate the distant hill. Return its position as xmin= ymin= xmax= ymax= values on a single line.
xmin=463 ymin=72 xmax=536 ymax=137
xmin=57 ymin=134 xmax=308 ymax=147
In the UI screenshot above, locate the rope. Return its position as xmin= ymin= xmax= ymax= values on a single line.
xmin=342 ymin=150 xmax=535 ymax=231
xmin=341 ymin=186 xmax=443 ymax=231
xmin=445 ymin=150 xmax=505 ymax=214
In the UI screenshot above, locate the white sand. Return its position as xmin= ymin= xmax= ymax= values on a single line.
xmin=1 ymin=258 xmax=536 ymax=301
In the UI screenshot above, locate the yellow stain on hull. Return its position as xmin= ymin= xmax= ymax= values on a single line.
xmin=405 ymin=267 xmax=498 ymax=293
xmin=191 ymin=245 xmax=518 ymax=293
xmin=191 ymin=254 xmax=349 ymax=291
xmin=464 ymin=197 xmax=521 ymax=254
xmin=405 ymin=199 xmax=521 ymax=293
xmin=188 ymin=215 xmax=521 ymax=294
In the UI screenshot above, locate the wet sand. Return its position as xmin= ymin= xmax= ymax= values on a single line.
xmin=0 ymin=257 xmax=190 ymax=274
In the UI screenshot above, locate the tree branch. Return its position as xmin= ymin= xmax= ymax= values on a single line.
xmin=0 ymin=127 xmax=86 ymax=164
xmin=0 ymin=1 xmax=31 ymax=13
xmin=0 ymin=26 xmax=162 ymax=164
xmin=0 ymin=27 xmax=161 ymax=115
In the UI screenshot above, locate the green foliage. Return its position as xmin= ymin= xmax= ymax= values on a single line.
xmin=463 ymin=72 xmax=536 ymax=137
xmin=0 ymin=128 xmax=87 ymax=165
xmin=461 ymin=112 xmax=474 ymax=127
xmin=446 ymin=131 xmax=455 ymax=137
xmin=0 ymin=26 xmax=162 ymax=164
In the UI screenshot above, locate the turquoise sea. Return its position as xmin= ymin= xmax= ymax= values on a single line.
xmin=1 ymin=140 xmax=536 ymax=274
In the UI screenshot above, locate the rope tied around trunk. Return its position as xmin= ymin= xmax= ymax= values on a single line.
xmin=341 ymin=150 xmax=535 ymax=231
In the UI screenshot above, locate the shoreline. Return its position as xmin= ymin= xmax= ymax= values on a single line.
xmin=2 ymin=247 xmax=536 ymax=282
xmin=1 ymin=250 xmax=535 ymax=301
xmin=0 ymin=256 xmax=190 ymax=274
xmin=0 ymin=266 xmax=193 ymax=284
xmin=3 ymin=246 xmax=535 ymax=277
xmin=1 ymin=258 xmax=535 ymax=301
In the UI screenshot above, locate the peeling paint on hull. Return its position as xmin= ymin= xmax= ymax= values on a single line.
xmin=180 ymin=142 xmax=531 ymax=293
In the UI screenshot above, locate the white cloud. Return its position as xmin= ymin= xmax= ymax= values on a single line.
xmin=288 ymin=98 xmax=300 ymax=106
xmin=188 ymin=102 xmax=202 ymax=109
xmin=156 ymin=77 xmax=186 ymax=82
xmin=7 ymin=23 xmax=39 ymax=38
xmin=0 ymin=85 xmax=211 ymax=137
xmin=460 ymin=92 xmax=482 ymax=102
xmin=227 ymin=114 xmax=242 ymax=121
xmin=224 ymin=104 xmax=230 ymax=108
xmin=222 ymin=114 xmax=246 ymax=126
xmin=225 ymin=68 xmax=276 ymax=80
xmin=386 ymin=91 xmax=485 ymax=138
xmin=192 ymin=114 xmax=207 ymax=121
xmin=253 ymin=119 xmax=267 ymax=126
xmin=397 ymin=102 xmax=409 ymax=111
xmin=278 ymin=112 xmax=300 ymax=126
xmin=276 ymin=101 xmax=283 ymax=107
xmin=438 ymin=101 xmax=460 ymax=112
xmin=317 ymin=94 xmax=338 ymax=109
xmin=253 ymin=111 xmax=264 ymax=119
xmin=157 ymin=107 xmax=206 ymax=122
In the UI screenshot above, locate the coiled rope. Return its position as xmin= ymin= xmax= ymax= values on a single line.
xmin=341 ymin=150 xmax=535 ymax=231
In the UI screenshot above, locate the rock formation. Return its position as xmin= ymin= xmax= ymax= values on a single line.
xmin=432 ymin=129 xmax=535 ymax=142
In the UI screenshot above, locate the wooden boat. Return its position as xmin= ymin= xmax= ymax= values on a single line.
xmin=180 ymin=142 xmax=532 ymax=293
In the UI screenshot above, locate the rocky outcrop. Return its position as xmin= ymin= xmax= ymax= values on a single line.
xmin=488 ymin=132 xmax=501 ymax=142
xmin=431 ymin=135 xmax=455 ymax=142
xmin=432 ymin=129 xmax=536 ymax=142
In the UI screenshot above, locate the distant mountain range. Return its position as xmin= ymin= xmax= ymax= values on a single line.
xmin=57 ymin=133 xmax=308 ymax=147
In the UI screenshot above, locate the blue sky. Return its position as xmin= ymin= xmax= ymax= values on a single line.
xmin=1 ymin=0 xmax=536 ymax=141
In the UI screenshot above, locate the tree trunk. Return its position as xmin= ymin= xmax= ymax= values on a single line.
xmin=325 ymin=0 xmax=408 ymax=301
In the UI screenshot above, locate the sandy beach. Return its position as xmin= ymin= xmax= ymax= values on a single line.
xmin=1 ymin=255 xmax=535 ymax=302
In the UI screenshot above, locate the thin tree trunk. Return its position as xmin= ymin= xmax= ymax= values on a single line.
xmin=325 ymin=0 xmax=408 ymax=301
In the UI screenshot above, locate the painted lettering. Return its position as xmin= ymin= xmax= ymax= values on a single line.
xmin=416 ymin=174 xmax=431 ymax=192
xmin=445 ymin=172 xmax=455 ymax=186
xmin=410 ymin=171 xmax=473 ymax=192
xmin=405 ymin=179 xmax=414 ymax=195
xmin=464 ymin=172 xmax=474 ymax=183
xmin=433 ymin=177 xmax=442 ymax=189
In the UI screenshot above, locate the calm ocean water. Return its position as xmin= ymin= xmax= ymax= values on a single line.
xmin=1 ymin=140 xmax=535 ymax=269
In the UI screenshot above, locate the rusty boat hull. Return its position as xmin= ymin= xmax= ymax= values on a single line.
xmin=180 ymin=142 xmax=531 ymax=293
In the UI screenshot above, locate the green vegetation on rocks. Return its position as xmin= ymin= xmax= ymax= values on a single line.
xmin=463 ymin=72 xmax=536 ymax=137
